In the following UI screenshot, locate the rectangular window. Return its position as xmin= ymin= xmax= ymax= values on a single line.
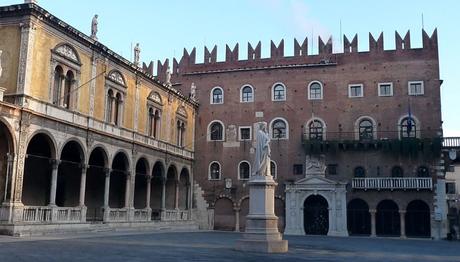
xmin=446 ymin=182 xmax=456 ymax=194
xmin=293 ymin=164 xmax=303 ymax=175
xmin=327 ymin=164 xmax=338 ymax=175
xmin=239 ymin=126 xmax=252 ymax=141
xmin=378 ymin=82 xmax=393 ymax=96
xmin=408 ymin=81 xmax=424 ymax=95
xmin=348 ymin=84 xmax=363 ymax=98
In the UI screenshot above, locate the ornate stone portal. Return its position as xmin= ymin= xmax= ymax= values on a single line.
xmin=284 ymin=155 xmax=348 ymax=236
xmin=235 ymin=122 xmax=288 ymax=253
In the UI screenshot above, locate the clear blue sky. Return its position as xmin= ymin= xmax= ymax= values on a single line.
xmin=3 ymin=0 xmax=460 ymax=136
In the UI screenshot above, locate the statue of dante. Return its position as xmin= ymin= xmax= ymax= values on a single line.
xmin=165 ymin=66 xmax=172 ymax=87
xmin=253 ymin=122 xmax=271 ymax=176
xmin=0 ymin=50 xmax=3 ymax=79
xmin=133 ymin=43 xmax=141 ymax=66
xmin=91 ymin=14 xmax=98 ymax=40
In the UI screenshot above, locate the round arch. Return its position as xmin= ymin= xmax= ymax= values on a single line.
xmin=397 ymin=114 xmax=421 ymax=139
xmin=56 ymin=140 xmax=85 ymax=207
xmin=271 ymin=82 xmax=287 ymax=101
xmin=0 ymin=118 xmax=15 ymax=203
xmin=214 ymin=196 xmax=236 ymax=231
xmin=405 ymin=200 xmax=431 ymax=238
xmin=376 ymin=199 xmax=400 ymax=236
xmin=303 ymin=194 xmax=329 ymax=235
xmin=269 ymin=117 xmax=289 ymax=140
xmin=210 ymin=86 xmax=224 ymax=104
xmin=240 ymin=84 xmax=255 ymax=103
xmin=238 ymin=160 xmax=251 ymax=180
xmin=305 ymin=117 xmax=327 ymax=140
xmin=207 ymin=120 xmax=225 ymax=141
xmin=347 ymin=198 xmax=371 ymax=235
xmin=307 ymin=80 xmax=324 ymax=100
xmin=354 ymin=116 xmax=378 ymax=140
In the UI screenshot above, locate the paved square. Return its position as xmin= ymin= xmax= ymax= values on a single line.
xmin=0 ymin=231 xmax=459 ymax=261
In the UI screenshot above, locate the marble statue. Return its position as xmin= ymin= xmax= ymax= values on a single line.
xmin=305 ymin=155 xmax=326 ymax=175
xmin=0 ymin=50 xmax=3 ymax=79
xmin=91 ymin=14 xmax=98 ymax=40
xmin=165 ymin=66 xmax=171 ymax=87
xmin=253 ymin=122 xmax=271 ymax=176
xmin=190 ymin=82 xmax=196 ymax=100
xmin=133 ymin=43 xmax=140 ymax=66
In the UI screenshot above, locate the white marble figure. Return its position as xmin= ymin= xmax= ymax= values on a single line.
xmin=190 ymin=82 xmax=197 ymax=100
xmin=91 ymin=14 xmax=98 ymax=40
xmin=0 ymin=50 xmax=3 ymax=79
xmin=252 ymin=122 xmax=271 ymax=176
xmin=133 ymin=43 xmax=140 ymax=66
xmin=305 ymin=155 xmax=326 ymax=175
xmin=165 ymin=66 xmax=171 ymax=86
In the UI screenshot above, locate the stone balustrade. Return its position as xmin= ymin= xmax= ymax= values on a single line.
xmin=352 ymin=177 xmax=433 ymax=191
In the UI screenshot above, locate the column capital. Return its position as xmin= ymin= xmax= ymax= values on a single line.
xmin=146 ymin=175 xmax=153 ymax=182
xmin=50 ymin=159 xmax=60 ymax=169
xmin=80 ymin=163 xmax=88 ymax=171
xmin=369 ymin=209 xmax=377 ymax=214
xmin=104 ymin=168 xmax=111 ymax=177
xmin=399 ymin=210 xmax=406 ymax=214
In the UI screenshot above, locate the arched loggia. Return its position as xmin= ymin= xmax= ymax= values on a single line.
xmin=56 ymin=141 xmax=84 ymax=207
xmin=150 ymin=161 xmax=164 ymax=220
xmin=178 ymin=168 xmax=190 ymax=210
xmin=0 ymin=121 xmax=14 ymax=203
xmin=133 ymin=158 xmax=149 ymax=209
xmin=165 ymin=165 xmax=177 ymax=209
xmin=22 ymin=133 xmax=56 ymax=206
xmin=85 ymin=147 xmax=108 ymax=221
xmin=109 ymin=152 xmax=129 ymax=208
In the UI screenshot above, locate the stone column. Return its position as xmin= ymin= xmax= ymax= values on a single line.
xmin=161 ymin=178 xmax=166 ymax=210
xmin=146 ymin=176 xmax=152 ymax=209
xmin=234 ymin=208 xmax=240 ymax=232
xmin=103 ymin=168 xmax=111 ymax=221
xmin=174 ymin=179 xmax=179 ymax=210
xmin=79 ymin=164 xmax=87 ymax=207
xmin=124 ymin=172 xmax=131 ymax=208
xmin=370 ymin=209 xmax=377 ymax=237
xmin=110 ymin=96 xmax=116 ymax=124
xmin=399 ymin=210 xmax=406 ymax=238
xmin=49 ymin=159 xmax=60 ymax=206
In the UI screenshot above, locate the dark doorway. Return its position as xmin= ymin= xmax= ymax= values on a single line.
xmin=376 ymin=200 xmax=400 ymax=236
xmin=405 ymin=200 xmax=431 ymax=238
xmin=57 ymin=141 xmax=84 ymax=207
xmin=347 ymin=198 xmax=371 ymax=235
xmin=150 ymin=161 xmax=164 ymax=220
xmin=86 ymin=147 xmax=107 ymax=221
xmin=133 ymin=158 xmax=148 ymax=209
xmin=304 ymin=195 xmax=329 ymax=235
xmin=109 ymin=152 xmax=129 ymax=208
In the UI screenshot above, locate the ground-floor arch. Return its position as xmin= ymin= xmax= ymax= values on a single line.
xmin=133 ymin=158 xmax=149 ymax=209
xmin=347 ymin=198 xmax=371 ymax=236
xmin=165 ymin=165 xmax=177 ymax=209
xmin=22 ymin=133 xmax=56 ymax=206
xmin=376 ymin=200 xmax=400 ymax=236
xmin=56 ymin=140 xmax=84 ymax=207
xmin=109 ymin=152 xmax=129 ymax=208
xmin=0 ymin=120 xmax=14 ymax=203
xmin=214 ymin=197 xmax=235 ymax=231
xmin=405 ymin=200 xmax=431 ymax=238
xmin=304 ymin=195 xmax=329 ymax=235
xmin=150 ymin=161 xmax=164 ymax=219
xmin=86 ymin=147 xmax=108 ymax=221
xmin=178 ymin=168 xmax=190 ymax=210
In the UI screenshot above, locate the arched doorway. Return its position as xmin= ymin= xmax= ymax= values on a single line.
xmin=109 ymin=152 xmax=129 ymax=208
xmin=150 ymin=161 xmax=164 ymax=220
xmin=86 ymin=147 xmax=107 ymax=221
xmin=214 ymin=198 xmax=235 ymax=231
xmin=165 ymin=165 xmax=177 ymax=209
xmin=56 ymin=141 xmax=84 ymax=207
xmin=133 ymin=158 xmax=149 ymax=209
xmin=376 ymin=200 xmax=400 ymax=236
xmin=0 ymin=121 xmax=14 ymax=203
xmin=275 ymin=198 xmax=285 ymax=233
xmin=405 ymin=200 xmax=431 ymax=238
xmin=178 ymin=168 xmax=190 ymax=210
xmin=304 ymin=195 xmax=329 ymax=235
xmin=347 ymin=198 xmax=371 ymax=235
xmin=22 ymin=133 xmax=55 ymax=206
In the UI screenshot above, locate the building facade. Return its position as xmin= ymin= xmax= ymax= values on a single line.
xmin=0 ymin=3 xmax=198 ymax=235
xmin=166 ymin=31 xmax=448 ymax=238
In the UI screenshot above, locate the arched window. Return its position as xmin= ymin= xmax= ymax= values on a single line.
xmin=359 ymin=119 xmax=374 ymax=141
xmin=52 ymin=66 xmax=64 ymax=105
xmin=309 ymin=120 xmax=324 ymax=141
xmin=63 ymin=71 xmax=74 ymax=109
xmin=391 ymin=166 xmax=404 ymax=177
xmin=400 ymin=117 xmax=417 ymax=138
xmin=239 ymin=161 xmax=250 ymax=180
xmin=270 ymin=161 xmax=277 ymax=179
xmin=354 ymin=166 xmax=366 ymax=177
xmin=106 ymin=89 xmax=114 ymax=123
xmin=153 ymin=110 xmax=160 ymax=138
xmin=177 ymin=120 xmax=186 ymax=147
xmin=271 ymin=119 xmax=287 ymax=139
xmin=272 ymin=83 xmax=286 ymax=101
xmin=209 ymin=121 xmax=224 ymax=141
xmin=209 ymin=162 xmax=221 ymax=180
xmin=308 ymin=81 xmax=323 ymax=100
xmin=114 ymin=92 xmax=123 ymax=126
xmin=241 ymin=85 xmax=254 ymax=102
xmin=211 ymin=87 xmax=223 ymax=104
xmin=417 ymin=166 xmax=430 ymax=177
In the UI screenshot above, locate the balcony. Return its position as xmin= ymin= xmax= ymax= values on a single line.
xmin=352 ymin=177 xmax=433 ymax=191
xmin=302 ymin=130 xmax=442 ymax=156
xmin=443 ymin=137 xmax=460 ymax=149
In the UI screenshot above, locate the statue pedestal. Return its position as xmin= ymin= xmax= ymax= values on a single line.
xmin=235 ymin=175 xmax=288 ymax=253
xmin=0 ymin=87 xmax=6 ymax=101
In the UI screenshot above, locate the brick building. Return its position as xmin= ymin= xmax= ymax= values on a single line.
xmin=166 ymin=31 xmax=448 ymax=238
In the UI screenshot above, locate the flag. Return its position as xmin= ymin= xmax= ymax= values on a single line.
xmin=407 ymin=100 xmax=413 ymax=136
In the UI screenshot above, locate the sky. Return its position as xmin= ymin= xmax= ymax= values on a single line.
xmin=3 ymin=0 xmax=460 ymax=136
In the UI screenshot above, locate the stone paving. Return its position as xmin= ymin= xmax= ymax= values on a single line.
xmin=0 ymin=231 xmax=459 ymax=261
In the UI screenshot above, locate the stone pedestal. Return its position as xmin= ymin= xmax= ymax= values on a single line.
xmin=0 ymin=87 xmax=6 ymax=101
xmin=235 ymin=175 xmax=288 ymax=253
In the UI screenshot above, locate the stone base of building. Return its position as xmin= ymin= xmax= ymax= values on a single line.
xmin=0 ymin=220 xmax=199 ymax=237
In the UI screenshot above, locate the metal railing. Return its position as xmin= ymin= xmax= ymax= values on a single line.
xmin=302 ymin=130 xmax=441 ymax=142
xmin=352 ymin=177 xmax=433 ymax=191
